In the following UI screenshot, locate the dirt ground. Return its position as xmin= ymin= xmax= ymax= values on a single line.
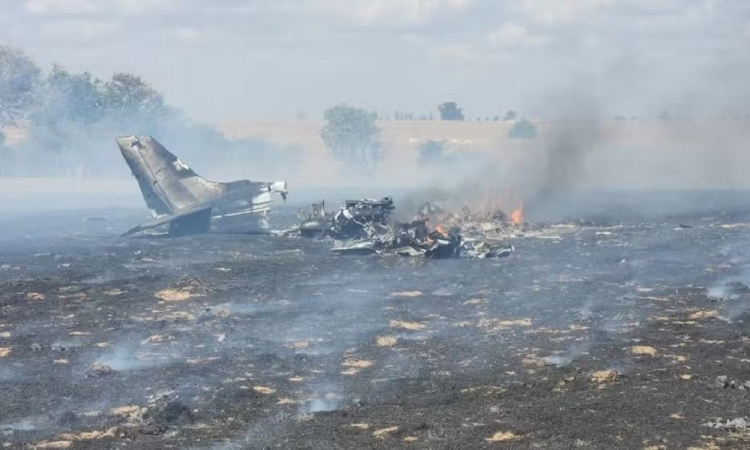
xmin=2 ymin=193 xmax=750 ymax=449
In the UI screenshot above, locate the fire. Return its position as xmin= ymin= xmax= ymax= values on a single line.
xmin=435 ymin=224 xmax=449 ymax=237
xmin=510 ymin=203 xmax=524 ymax=226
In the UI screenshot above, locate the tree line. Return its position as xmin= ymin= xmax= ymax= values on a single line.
xmin=385 ymin=103 xmax=520 ymax=122
xmin=0 ymin=46 xmax=299 ymax=178
xmin=321 ymin=103 xmax=538 ymax=174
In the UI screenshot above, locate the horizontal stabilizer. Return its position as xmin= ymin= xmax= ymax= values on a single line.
xmin=122 ymin=206 xmax=213 ymax=237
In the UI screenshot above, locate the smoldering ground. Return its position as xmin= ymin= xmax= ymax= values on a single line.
xmin=702 ymin=238 xmax=750 ymax=322
xmin=5 ymin=193 xmax=750 ymax=448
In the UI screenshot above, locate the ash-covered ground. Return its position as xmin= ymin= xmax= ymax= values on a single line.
xmin=3 ymin=191 xmax=750 ymax=449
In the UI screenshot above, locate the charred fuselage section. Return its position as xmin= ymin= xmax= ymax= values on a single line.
xmin=296 ymin=201 xmax=332 ymax=238
xmin=331 ymin=197 xmax=395 ymax=239
xmin=287 ymin=197 xmax=515 ymax=259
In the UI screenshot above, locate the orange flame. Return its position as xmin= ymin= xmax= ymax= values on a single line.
xmin=510 ymin=203 xmax=524 ymax=226
xmin=435 ymin=224 xmax=448 ymax=236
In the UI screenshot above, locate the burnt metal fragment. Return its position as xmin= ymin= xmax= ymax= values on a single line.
xmin=288 ymin=196 xmax=518 ymax=259
xmin=331 ymin=197 xmax=395 ymax=239
xmin=322 ymin=197 xmax=519 ymax=259
xmin=296 ymin=201 xmax=332 ymax=238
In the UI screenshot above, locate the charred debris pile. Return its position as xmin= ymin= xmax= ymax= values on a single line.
xmin=283 ymin=197 xmax=520 ymax=259
xmin=114 ymin=134 xmax=527 ymax=259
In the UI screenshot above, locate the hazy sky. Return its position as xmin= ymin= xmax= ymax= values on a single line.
xmin=1 ymin=0 xmax=749 ymax=122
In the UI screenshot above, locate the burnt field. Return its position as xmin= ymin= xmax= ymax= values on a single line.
xmin=3 ymin=191 xmax=750 ymax=449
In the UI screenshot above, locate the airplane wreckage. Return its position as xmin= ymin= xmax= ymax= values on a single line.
xmin=116 ymin=135 xmax=288 ymax=237
xmin=118 ymin=135 xmax=516 ymax=259
xmin=284 ymin=197 xmax=516 ymax=259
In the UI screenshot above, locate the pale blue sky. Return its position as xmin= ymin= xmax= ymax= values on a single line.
xmin=2 ymin=0 xmax=748 ymax=122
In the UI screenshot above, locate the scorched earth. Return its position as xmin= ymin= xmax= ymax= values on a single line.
xmin=1 ymin=192 xmax=750 ymax=449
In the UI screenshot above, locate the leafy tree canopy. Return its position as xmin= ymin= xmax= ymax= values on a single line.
xmin=0 ymin=45 xmax=297 ymax=178
xmin=321 ymin=104 xmax=381 ymax=172
xmin=438 ymin=102 xmax=464 ymax=121
xmin=0 ymin=46 xmax=41 ymax=126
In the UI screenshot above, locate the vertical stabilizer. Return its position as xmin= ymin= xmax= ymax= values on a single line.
xmin=116 ymin=135 xmax=224 ymax=214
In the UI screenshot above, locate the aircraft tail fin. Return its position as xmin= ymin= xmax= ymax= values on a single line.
xmin=116 ymin=135 xmax=223 ymax=214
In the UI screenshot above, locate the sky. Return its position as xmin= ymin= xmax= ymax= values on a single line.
xmin=1 ymin=0 xmax=749 ymax=123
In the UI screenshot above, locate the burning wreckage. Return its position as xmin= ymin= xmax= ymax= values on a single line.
xmin=286 ymin=197 xmax=517 ymax=260
xmin=116 ymin=134 xmax=517 ymax=259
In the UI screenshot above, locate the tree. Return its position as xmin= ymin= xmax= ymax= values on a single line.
xmin=508 ymin=118 xmax=538 ymax=140
xmin=503 ymin=110 xmax=517 ymax=121
xmin=0 ymin=46 xmax=302 ymax=178
xmin=0 ymin=46 xmax=41 ymax=126
xmin=103 ymin=73 xmax=170 ymax=124
xmin=438 ymin=102 xmax=464 ymax=121
xmin=34 ymin=65 xmax=105 ymax=127
xmin=321 ymin=104 xmax=381 ymax=172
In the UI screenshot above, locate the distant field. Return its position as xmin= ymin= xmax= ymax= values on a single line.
xmin=218 ymin=120 xmax=535 ymax=185
xmin=217 ymin=119 xmax=750 ymax=153
xmin=3 ymin=120 xmax=750 ymax=189
xmin=7 ymin=119 xmax=750 ymax=154
xmin=217 ymin=119 xmax=750 ymax=189
xmin=219 ymin=120 xmax=524 ymax=163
